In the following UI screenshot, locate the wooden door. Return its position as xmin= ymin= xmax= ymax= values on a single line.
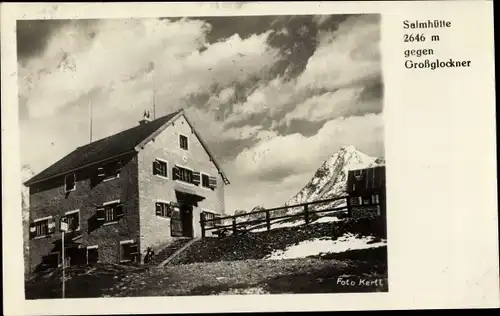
xmin=170 ymin=205 xmax=183 ymax=237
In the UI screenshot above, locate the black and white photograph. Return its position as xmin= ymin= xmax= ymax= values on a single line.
xmin=18 ymin=12 xmax=387 ymax=299
xmin=2 ymin=1 xmax=499 ymax=315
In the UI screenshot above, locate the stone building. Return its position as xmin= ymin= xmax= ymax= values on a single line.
xmin=24 ymin=109 xmax=229 ymax=272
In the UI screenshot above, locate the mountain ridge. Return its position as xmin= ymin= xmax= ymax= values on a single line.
xmin=283 ymin=145 xmax=384 ymax=213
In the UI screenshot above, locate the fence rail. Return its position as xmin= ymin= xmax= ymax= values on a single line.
xmin=200 ymin=195 xmax=350 ymax=238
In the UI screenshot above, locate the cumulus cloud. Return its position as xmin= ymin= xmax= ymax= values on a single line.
xmin=222 ymin=14 xmax=381 ymax=129
xmin=232 ymin=114 xmax=384 ymax=182
xmin=297 ymin=14 xmax=380 ymax=90
xmin=18 ymin=14 xmax=383 ymax=211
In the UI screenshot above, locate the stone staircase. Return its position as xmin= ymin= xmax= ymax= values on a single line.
xmin=157 ymin=238 xmax=200 ymax=267
xmin=146 ymin=238 xmax=198 ymax=267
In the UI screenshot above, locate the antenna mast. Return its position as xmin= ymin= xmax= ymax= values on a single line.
xmin=89 ymin=99 xmax=93 ymax=143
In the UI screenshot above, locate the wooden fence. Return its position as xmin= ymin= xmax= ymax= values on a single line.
xmin=200 ymin=195 xmax=350 ymax=238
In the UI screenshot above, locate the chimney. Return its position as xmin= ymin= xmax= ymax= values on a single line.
xmin=139 ymin=110 xmax=151 ymax=125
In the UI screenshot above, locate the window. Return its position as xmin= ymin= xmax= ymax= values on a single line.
xmin=96 ymin=201 xmax=124 ymax=224
xmin=64 ymin=210 xmax=80 ymax=232
xmin=201 ymin=174 xmax=210 ymax=188
xmin=363 ymin=196 xmax=371 ymax=205
xmin=354 ymin=169 xmax=363 ymax=180
xmin=153 ymin=159 xmax=168 ymax=178
xmin=179 ymin=134 xmax=189 ymax=150
xmin=204 ymin=212 xmax=216 ymax=228
xmin=120 ymin=240 xmax=139 ymax=262
xmin=35 ymin=220 xmax=49 ymax=236
xmin=173 ymin=166 xmax=193 ymax=184
xmin=30 ymin=217 xmax=56 ymax=238
xmin=350 ymin=197 xmax=361 ymax=206
xmin=97 ymin=161 xmax=121 ymax=181
xmin=371 ymin=194 xmax=380 ymax=204
xmin=155 ymin=201 xmax=172 ymax=218
xmin=87 ymin=245 xmax=99 ymax=264
xmin=65 ymin=173 xmax=76 ymax=192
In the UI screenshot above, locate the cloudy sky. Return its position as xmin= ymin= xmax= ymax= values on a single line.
xmin=17 ymin=14 xmax=384 ymax=213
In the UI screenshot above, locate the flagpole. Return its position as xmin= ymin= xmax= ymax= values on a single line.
xmin=152 ymin=62 xmax=156 ymax=120
xmin=62 ymin=229 xmax=65 ymax=299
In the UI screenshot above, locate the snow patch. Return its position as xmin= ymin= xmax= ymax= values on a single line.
xmin=312 ymin=216 xmax=343 ymax=223
xmin=264 ymin=233 xmax=387 ymax=260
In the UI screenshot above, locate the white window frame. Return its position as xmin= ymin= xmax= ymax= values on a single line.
xmin=86 ymin=245 xmax=99 ymax=264
xmin=154 ymin=158 xmax=169 ymax=179
xmin=174 ymin=164 xmax=196 ymax=186
xmin=179 ymin=132 xmax=189 ymax=151
xmin=200 ymin=172 xmax=212 ymax=189
xmin=33 ymin=216 xmax=53 ymax=239
xmin=64 ymin=173 xmax=76 ymax=193
xmin=119 ymin=239 xmax=136 ymax=263
xmin=64 ymin=209 xmax=81 ymax=232
xmin=102 ymin=199 xmax=121 ymax=226
xmin=102 ymin=172 xmax=120 ymax=183
xmin=155 ymin=199 xmax=171 ymax=220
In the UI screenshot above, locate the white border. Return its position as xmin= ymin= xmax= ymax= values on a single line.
xmin=2 ymin=1 xmax=498 ymax=315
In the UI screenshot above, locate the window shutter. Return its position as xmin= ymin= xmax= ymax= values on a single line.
xmin=192 ymin=171 xmax=201 ymax=185
xmin=152 ymin=161 xmax=159 ymax=175
xmin=172 ymin=166 xmax=179 ymax=180
xmin=47 ymin=218 xmax=56 ymax=234
xmin=96 ymin=207 xmax=105 ymax=221
xmin=116 ymin=204 xmax=124 ymax=219
xmin=208 ymin=176 xmax=217 ymax=189
xmin=97 ymin=167 xmax=106 ymax=178
xmin=155 ymin=203 xmax=162 ymax=216
xmin=29 ymin=223 xmax=36 ymax=239
xmin=114 ymin=161 xmax=122 ymax=173
xmin=128 ymin=244 xmax=139 ymax=255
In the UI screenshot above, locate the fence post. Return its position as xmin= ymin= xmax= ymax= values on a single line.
xmin=232 ymin=218 xmax=237 ymax=235
xmin=265 ymin=210 xmax=271 ymax=231
xmin=200 ymin=212 xmax=206 ymax=239
xmin=346 ymin=196 xmax=352 ymax=218
xmin=304 ymin=204 xmax=309 ymax=224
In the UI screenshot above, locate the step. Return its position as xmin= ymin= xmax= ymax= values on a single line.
xmin=157 ymin=238 xmax=200 ymax=267
xmin=147 ymin=238 xmax=193 ymax=266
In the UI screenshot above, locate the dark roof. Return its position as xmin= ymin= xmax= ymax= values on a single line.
xmin=346 ymin=165 xmax=386 ymax=194
xmin=25 ymin=110 xmax=204 ymax=186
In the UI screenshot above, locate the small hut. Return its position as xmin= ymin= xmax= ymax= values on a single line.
xmin=346 ymin=166 xmax=386 ymax=219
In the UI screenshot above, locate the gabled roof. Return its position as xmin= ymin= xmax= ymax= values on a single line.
xmin=346 ymin=165 xmax=385 ymax=194
xmin=25 ymin=109 xmax=230 ymax=186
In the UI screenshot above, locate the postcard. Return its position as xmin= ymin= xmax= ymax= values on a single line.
xmin=1 ymin=1 xmax=498 ymax=315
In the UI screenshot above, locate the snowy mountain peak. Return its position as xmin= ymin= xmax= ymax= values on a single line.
xmin=285 ymin=146 xmax=384 ymax=208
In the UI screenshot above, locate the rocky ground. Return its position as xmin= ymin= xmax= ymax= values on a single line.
xmin=25 ymin=218 xmax=388 ymax=299
xmin=25 ymin=251 xmax=387 ymax=299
